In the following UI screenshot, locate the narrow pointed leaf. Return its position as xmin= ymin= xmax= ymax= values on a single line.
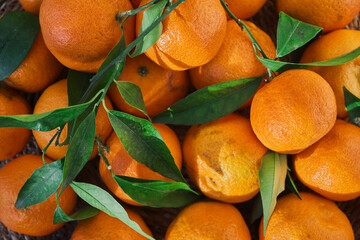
xmin=285 ymin=172 xmax=302 ymax=199
xmin=276 ymin=12 xmax=322 ymax=58
xmin=15 ymin=160 xmax=63 ymax=209
xmin=152 ymin=77 xmax=262 ymax=125
xmin=0 ymin=102 xmax=91 ymax=131
xmin=0 ymin=11 xmax=40 ymax=80
xmin=344 ymin=87 xmax=360 ymax=127
xmin=113 ymin=175 xmax=200 ymax=207
xmin=82 ymin=33 xmax=126 ymax=103
xmin=130 ymin=0 xmax=167 ymax=57
xmin=53 ymin=205 xmax=99 ymax=224
xmin=60 ymin=111 xmax=96 ymax=195
xmin=259 ymin=151 xmax=288 ymax=235
xmin=67 ymin=70 xmax=93 ymax=106
xmin=70 ymin=181 xmax=154 ymax=240
xmin=108 ymin=110 xmax=185 ymax=182
xmin=257 ymin=47 xmax=360 ymax=73
xmin=115 ymin=81 xmax=149 ymax=118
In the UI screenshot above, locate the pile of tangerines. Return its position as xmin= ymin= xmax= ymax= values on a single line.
xmin=0 ymin=0 xmax=360 ymax=239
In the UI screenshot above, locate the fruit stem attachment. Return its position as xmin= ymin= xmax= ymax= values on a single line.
xmin=96 ymin=137 xmax=112 ymax=172
xmin=219 ymin=0 xmax=269 ymax=59
xmin=116 ymin=0 xmax=162 ymax=21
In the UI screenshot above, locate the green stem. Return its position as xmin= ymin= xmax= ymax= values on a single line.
xmin=117 ymin=0 xmax=161 ymax=20
xmin=96 ymin=137 xmax=113 ymax=173
xmin=219 ymin=0 xmax=268 ymax=59
xmin=80 ymin=0 xmax=185 ymax=104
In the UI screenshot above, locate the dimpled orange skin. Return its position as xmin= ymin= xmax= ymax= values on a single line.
xmin=250 ymin=69 xmax=337 ymax=154
xmin=33 ymin=79 xmax=113 ymax=161
xmin=0 ymin=155 xmax=77 ymax=237
xmin=300 ymin=29 xmax=360 ymax=118
xmin=277 ymin=0 xmax=360 ymax=33
xmin=3 ymin=32 xmax=62 ymax=93
xmin=182 ymin=113 xmax=267 ymax=203
xmin=0 ymin=87 xmax=31 ymax=161
xmin=189 ymin=20 xmax=275 ymax=108
xmin=70 ymin=210 xmax=153 ymax=240
xmin=19 ymin=0 xmax=43 ymax=15
xmin=99 ymin=124 xmax=182 ymax=206
xmin=39 ymin=0 xmax=135 ymax=73
xmin=259 ymin=193 xmax=354 ymax=240
xmin=108 ymin=54 xmax=189 ymax=118
xmin=294 ymin=120 xmax=360 ymax=201
xmin=136 ymin=0 xmax=227 ymax=71
xmin=165 ymin=201 xmax=251 ymax=240
xmin=226 ymin=0 xmax=267 ymax=19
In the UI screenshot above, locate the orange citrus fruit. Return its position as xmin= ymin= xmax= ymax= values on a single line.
xmin=250 ymin=69 xmax=337 ymax=154
xmin=99 ymin=124 xmax=182 ymax=206
xmin=259 ymin=192 xmax=354 ymax=240
xmin=70 ymin=210 xmax=153 ymax=240
xmin=0 ymin=86 xmax=31 ymax=161
xmin=40 ymin=0 xmax=135 ymax=72
xmin=226 ymin=0 xmax=267 ymax=19
xmin=136 ymin=0 xmax=227 ymax=71
xmin=108 ymin=54 xmax=189 ymax=118
xmin=130 ymin=0 xmax=141 ymax=8
xmin=3 ymin=32 xmax=62 ymax=93
xmin=33 ymin=79 xmax=113 ymax=161
xmin=182 ymin=113 xmax=267 ymax=203
xmin=277 ymin=0 xmax=360 ymax=32
xmin=19 ymin=0 xmax=43 ymax=15
xmin=0 ymin=154 xmax=77 ymax=236
xmin=301 ymin=29 xmax=360 ymax=118
xmin=189 ymin=20 xmax=275 ymax=108
xmin=165 ymin=201 xmax=251 ymax=240
xmin=294 ymin=120 xmax=360 ymax=201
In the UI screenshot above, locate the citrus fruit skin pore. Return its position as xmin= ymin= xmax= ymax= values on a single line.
xmin=226 ymin=0 xmax=267 ymax=20
xmin=165 ymin=201 xmax=251 ymax=240
xmin=301 ymin=29 xmax=360 ymax=118
xmin=277 ymin=0 xmax=360 ymax=32
xmin=108 ymin=54 xmax=189 ymax=118
xmin=70 ymin=210 xmax=153 ymax=240
xmin=259 ymin=192 xmax=354 ymax=240
xmin=33 ymin=79 xmax=113 ymax=161
xmin=4 ymin=32 xmax=63 ymax=93
xmin=0 ymin=86 xmax=31 ymax=161
xmin=183 ymin=113 xmax=267 ymax=203
xmin=40 ymin=0 xmax=135 ymax=73
xmin=136 ymin=0 xmax=227 ymax=71
xmin=294 ymin=120 xmax=360 ymax=201
xmin=99 ymin=123 xmax=182 ymax=206
xmin=0 ymin=155 xmax=77 ymax=237
xmin=250 ymin=69 xmax=337 ymax=154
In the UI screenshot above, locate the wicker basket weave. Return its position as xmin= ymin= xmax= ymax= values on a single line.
xmin=1 ymin=0 xmax=360 ymax=239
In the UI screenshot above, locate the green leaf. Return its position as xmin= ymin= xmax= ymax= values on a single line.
xmin=60 ymin=110 xmax=96 ymax=195
xmin=276 ymin=12 xmax=322 ymax=58
xmin=130 ymin=0 xmax=167 ymax=57
xmin=108 ymin=110 xmax=185 ymax=182
xmin=285 ymin=172 xmax=302 ymax=200
xmin=15 ymin=160 xmax=63 ymax=209
xmin=0 ymin=11 xmax=40 ymax=80
xmin=259 ymin=151 xmax=288 ymax=235
xmin=113 ymin=175 xmax=200 ymax=207
xmin=256 ymin=47 xmax=360 ymax=73
xmin=64 ymin=70 xmax=94 ymax=145
xmin=82 ymin=34 xmax=127 ymax=103
xmin=70 ymin=181 xmax=154 ymax=240
xmin=53 ymin=205 xmax=99 ymax=224
xmin=67 ymin=70 xmax=93 ymax=106
xmin=344 ymin=87 xmax=360 ymax=127
xmin=0 ymin=101 xmax=91 ymax=131
xmin=114 ymin=81 xmax=149 ymax=118
xmin=152 ymin=77 xmax=262 ymax=125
